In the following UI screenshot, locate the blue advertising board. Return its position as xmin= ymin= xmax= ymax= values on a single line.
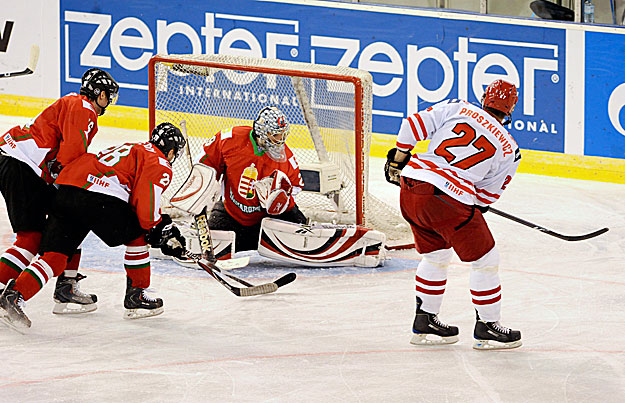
xmin=60 ymin=0 xmax=566 ymax=153
xmin=585 ymin=31 xmax=625 ymax=159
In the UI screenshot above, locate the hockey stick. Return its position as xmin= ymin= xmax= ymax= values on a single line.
xmin=186 ymin=251 xmax=295 ymax=295
xmin=489 ymin=207 xmax=609 ymax=241
xmin=177 ymin=252 xmax=250 ymax=271
xmin=0 ymin=45 xmax=40 ymax=78
xmin=194 ymin=206 xmax=296 ymax=296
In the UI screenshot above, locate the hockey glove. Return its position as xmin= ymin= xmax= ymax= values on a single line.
xmin=384 ymin=148 xmax=410 ymax=187
xmin=160 ymin=230 xmax=186 ymax=259
xmin=146 ymin=215 xmax=187 ymax=258
xmin=255 ymin=170 xmax=292 ymax=215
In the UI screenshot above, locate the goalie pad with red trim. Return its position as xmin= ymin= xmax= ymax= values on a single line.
xmin=170 ymin=164 xmax=221 ymax=215
xmin=255 ymin=169 xmax=292 ymax=215
xmin=257 ymin=218 xmax=387 ymax=267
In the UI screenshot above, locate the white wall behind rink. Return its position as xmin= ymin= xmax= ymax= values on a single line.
xmin=0 ymin=0 xmax=60 ymax=98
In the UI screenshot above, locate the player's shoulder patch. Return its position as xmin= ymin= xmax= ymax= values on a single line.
xmin=221 ymin=128 xmax=233 ymax=139
xmin=81 ymin=99 xmax=96 ymax=114
xmin=158 ymin=156 xmax=171 ymax=169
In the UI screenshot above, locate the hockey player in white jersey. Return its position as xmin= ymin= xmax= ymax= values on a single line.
xmin=384 ymin=79 xmax=522 ymax=350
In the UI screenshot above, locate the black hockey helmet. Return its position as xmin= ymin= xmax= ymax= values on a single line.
xmin=150 ymin=122 xmax=186 ymax=163
xmin=80 ymin=68 xmax=119 ymax=107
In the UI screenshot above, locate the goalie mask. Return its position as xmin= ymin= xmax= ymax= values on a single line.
xmin=481 ymin=79 xmax=518 ymax=125
xmin=150 ymin=122 xmax=186 ymax=163
xmin=80 ymin=68 xmax=119 ymax=115
xmin=253 ymin=106 xmax=290 ymax=162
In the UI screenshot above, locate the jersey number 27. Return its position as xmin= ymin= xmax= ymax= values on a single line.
xmin=434 ymin=123 xmax=496 ymax=169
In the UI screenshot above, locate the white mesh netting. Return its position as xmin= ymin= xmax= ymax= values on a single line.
xmin=150 ymin=54 xmax=412 ymax=243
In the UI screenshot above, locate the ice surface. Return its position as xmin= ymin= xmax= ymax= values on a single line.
xmin=0 ymin=115 xmax=624 ymax=402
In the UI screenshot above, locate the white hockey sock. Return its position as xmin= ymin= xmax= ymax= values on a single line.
xmin=470 ymin=247 xmax=502 ymax=322
xmin=415 ymin=249 xmax=452 ymax=314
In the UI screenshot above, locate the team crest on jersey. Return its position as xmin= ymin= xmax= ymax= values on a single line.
xmin=238 ymin=163 xmax=258 ymax=199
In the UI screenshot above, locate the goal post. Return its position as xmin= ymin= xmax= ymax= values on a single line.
xmin=148 ymin=53 xmax=412 ymax=243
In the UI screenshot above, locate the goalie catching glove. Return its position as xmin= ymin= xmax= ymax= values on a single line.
xmin=384 ymin=148 xmax=411 ymax=187
xmin=255 ymin=169 xmax=292 ymax=215
xmin=145 ymin=214 xmax=186 ymax=258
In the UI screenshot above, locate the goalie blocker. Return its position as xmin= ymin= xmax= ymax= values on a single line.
xmin=258 ymin=218 xmax=387 ymax=267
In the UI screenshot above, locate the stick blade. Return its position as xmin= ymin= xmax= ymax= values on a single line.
xmin=27 ymin=45 xmax=40 ymax=72
xmin=215 ymin=256 xmax=250 ymax=270
xmin=238 ymin=282 xmax=278 ymax=297
xmin=274 ymin=272 xmax=296 ymax=288
xmin=554 ymin=227 xmax=609 ymax=241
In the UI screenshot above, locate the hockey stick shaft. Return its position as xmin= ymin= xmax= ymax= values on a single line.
xmin=184 ymin=250 xmax=254 ymax=287
xmin=0 ymin=45 xmax=40 ymax=79
xmin=193 ymin=207 xmax=296 ymax=296
xmin=488 ymin=207 xmax=608 ymax=241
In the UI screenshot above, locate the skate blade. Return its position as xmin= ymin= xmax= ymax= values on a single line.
xmin=123 ymin=306 xmax=164 ymax=320
xmin=410 ymin=333 xmax=459 ymax=346
xmin=0 ymin=312 xmax=31 ymax=332
xmin=52 ymin=302 xmax=97 ymax=315
xmin=473 ymin=339 xmax=522 ymax=350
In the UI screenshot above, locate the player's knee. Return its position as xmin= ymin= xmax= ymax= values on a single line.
xmin=470 ymin=246 xmax=499 ymax=272
xmin=15 ymin=231 xmax=42 ymax=255
xmin=126 ymin=236 xmax=148 ymax=247
xmin=422 ymin=248 xmax=454 ymax=267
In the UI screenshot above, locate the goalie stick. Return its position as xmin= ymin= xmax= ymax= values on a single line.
xmin=174 ymin=121 xmax=295 ymax=295
xmin=0 ymin=45 xmax=40 ymax=78
xmin=489 ymin=207 xmax=609 ymax=241
xmin=193 ymin=207 xmax=296 ymax=296
xmin=185 ymin=251 xmax=296 ymax=296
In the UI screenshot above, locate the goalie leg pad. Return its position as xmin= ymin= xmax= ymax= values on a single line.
xmin=173 ymin=229 xmax=236 ymax=268
xmin=170 ymin=164 xmax=221 ymax=216
xmin=257 ymin=218 xmax=387 ymax=267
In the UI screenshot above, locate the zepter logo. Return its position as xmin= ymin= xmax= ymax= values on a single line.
xmin=608 ymin=83 xmax=625 ymax=136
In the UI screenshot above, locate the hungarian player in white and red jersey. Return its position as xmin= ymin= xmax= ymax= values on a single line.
xmin=0 ymin=123 xmax=187 ymax=328
xmin=197 ymin=106 xmax=306 ymax=252
xmin=385 ymin=79 xmax=522 ymax=350
xmin=0 ymin=68 xmax=118 ymax=315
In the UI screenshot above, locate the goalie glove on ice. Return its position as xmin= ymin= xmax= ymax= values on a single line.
xmin=146 ymin=214 xmax=186 ymax=258
xmin=255 ymin=169 xmax=292 ymax=215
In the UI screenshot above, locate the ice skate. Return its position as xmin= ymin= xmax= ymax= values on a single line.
xmin=53 ymin=273 xmax=98 ymax=314
xmin=410 ymin=297 xmax=459 ymax=345
xmin=473 ymin=311 xmax=522 ymax=350
xmin=123 ymin=277 xmax=163 ymax=319
xmin=0 ymin=280 xmax=31 ymax=329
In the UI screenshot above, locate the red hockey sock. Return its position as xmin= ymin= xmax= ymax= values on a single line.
xmin=14 ymin=252 xmax=68 ymax=301
xmin=0 ymin=231 xmax=41 ymax=286
xmin=124 ymin=237 xmax=150 ymax=288
xmin=63 ymin=249 xmax=82 ymax=277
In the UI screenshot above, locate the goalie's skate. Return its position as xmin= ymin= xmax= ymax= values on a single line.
xmin=123 ymin=277 xmax=163 ymax=319
xmin=473 ymin=312 xmax=522 ymax=350
xmin=410 ymin=297 xmax=459 ymax=346
xmin=53 ymin=273 xmax=98 ymax=314
xmin=0 ymin=280 xmax=31 ymax=329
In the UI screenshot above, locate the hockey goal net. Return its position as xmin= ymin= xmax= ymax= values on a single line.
xmin=148 ymin=54 xmax=412 ymax=243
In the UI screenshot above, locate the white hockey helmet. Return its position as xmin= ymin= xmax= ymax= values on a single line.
xmin=253 ymin=106 xmax=290 ymax=162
